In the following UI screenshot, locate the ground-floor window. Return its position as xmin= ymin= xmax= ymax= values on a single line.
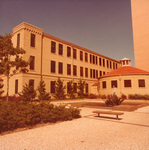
xmin=111 ymin=80 xmax=117 ymax=88
xmin=51 ymin=81 xmax=55 ymax=93
xmin=124 ymin=80 xmax=131 ymax=87
xmin=86 ymin=83 xmax=88 ymax=93
xmin=102 ymin=81 xmax=106 ymax=89
xmin=15 ymin=79 xmax=18 ymax=94
xmin=138 ymin=79 xmax=145 ymax=87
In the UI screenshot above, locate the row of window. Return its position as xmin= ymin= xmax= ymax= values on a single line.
xmin=51 ymin=40 xmax=118 ymax=69
xmin=51 ymin=60 xmax=106 ymax=78
xmin=15 ymin=79 xmax=88 ymax=94
xmin=102 ymin=79 xmax=146 ymax=89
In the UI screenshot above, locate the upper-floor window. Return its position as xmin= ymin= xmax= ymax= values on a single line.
xmin=31 ymin=33 xmax=35 ymax=47
xmin=96 ymin=56 xmax=98 ymax=65
xmin=51 ymin=41 xmax=56 ymax=53
xmin=59 ymin=44 xmax=63 ymax=55
xmin=30 ymin=56 xmax=35 ymax=70
xmin=67 ymin=64 xmax=71 ymax=75
xmin=110 ymin=61 xmax=112 ymax=69
xmin=96 ymin=70 xmax=98 ymax=78
xmin=58 ymin=62 xmax=63 ymax=74
xmin=90 ymin=69 xmax=92 ymax=78
xmin=80 ymin=66 xmax=83 ymax=77
xmin=17 ymin=33 xmax=20 ymax=47
xmin=99 ymin=58 xmax=102 ymax=66
xmin=73 ymin=65 xmax=77 ymax=76
xmin=107 ymin=60 xmax=109 ymax=68
xmin=67 ymin=46 xmax=71 ymax=57
xmin=90 ymin=54 xmax=92 ymax=63
xmin=93 ymin=69 xmax=96 ymax=78
xmin=100 ymin=71 xmax=102 ymax=76
xmin=85 ymin=68 xmax=88 ymax=78
xmin=124 ymin=80 xmax=131 ymax=87
xmin=85 ymin=53 xmax=88 ymax=62
xmin=93 ymin=55 xmax=95 ymax=64
xmin=138 ymin=79 xmax=145 ymax=87
xmin=80 ymin=51 xmax=83 ymax=61
xmin=51 ymin=60 xmax=56 ymax=73
xmin=73 ymin=48 xmax=77 ymax=59
xmin=113 ymin=62 xmax=115 ymax=69
xmin=103 ymin=59 xmax=105 ymax=67
xmin=116 ymin=63 xmax=118 ymax=69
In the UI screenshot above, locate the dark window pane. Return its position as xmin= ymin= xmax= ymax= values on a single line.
xmin=93 ymin=55 xmax=95 ymax=64
xmin=73 ymin=49 xmax=77 ymax=59
xmin=103 ymin=59 xmax=105 ymax=67
xmin=102 ymin=81 xmax=106 ymax=88
xmin=59 ymin=62 xmax=63 ymax=74
xmin=90 ymin=54 xmax=92 ymax=63
xmin=80 ymin=51 xmax=83 ymax=61
xmin=99 ymin=58 xmax=102 ymax=66
xmin=107 ymin=60 xmax=109 ymax=68
xmin=85 ymin=68 xmax=88 ymax=78
xmin=93 ymin=69 xmax=95 ymax=78
xmin=51 ymin=60 xmax=56 ymax=73
xmin=31 ymin=33 xmax=35 ymax=47
xmin=67 ymin=46 xmax=71 ymax=57
xmin=29 ymin=79 xmax=34 ymax=89
xmin=80 ymin=67 xmax=83 ymax=77
xmin=100 ymin=71 xmax=102 ymax=76
xmin=59 ymin=44 xmax=63 ymax=55
xmin=51 ymin=41 xmax=56 ymax=53
xmin=17 ymin=33 xmax=20 ymax=47
xmin=96 ymin=70 xmax=98 ymax=78
xmin=86 ymin=83 xmax=88 ymax=93
xmin=73 ymin=65 xmax=77 ymax=76
xmin=51 ymin=81 xmax=55 ymax=93
xmin=124 ymin=80 xmax=131 ymax=87
xmin=111 ymin=80 xmax=117 ymax=88
xmin=30 ymin=56 xmax=35 ymax=70
xmin=67 ymin=64 xmax=71 ymax=75
xmin=90 ymin=69 xmax=92 ymax=78
xmin=15 ymin=79 xmax=18 ymax=94
xmin=138 ymin=79 xmax=145 ymax=87
xmin=85 ymin=53 xmax=88 ymax=62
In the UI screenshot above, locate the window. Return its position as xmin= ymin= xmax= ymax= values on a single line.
xmin=102 ymin=81 xmax=106 ymax=88
xmin=67 ymin=46 xmax=71 ymax=57
xmin=96 ymin=70 xmax=98 ymax=78
xmin=80 ymin=66 xmax=83 ymax=77
xmin=138 ymin=79 xmax=145 ymax=87
xmin=51 ymin=81 xmax=55 ymax=93
xmin=85 ymin=53 xmax=88 ymax=62
xmin=15 ymin=79 xmax=18 ymax=94
xmin=73 ymin=65 xmax=77 ymax=76
xmin=51 ymin=41 xmax=56 ymax=53
xmin=85 ymin=68 xmax=88 ymax=78
xmin=17 ymin=33 xmax=20 ymax=47
xmin=111 ymin=80 xmax=117 ymax=88
xmin=107 ymin=60 xmax=109 ymax=68
xmin=67 ymin=64 xmax=71 ymax=75
xmin=90 ymin=54 xmax=92 ymax=63
xmin=110 ymin=61 xmax=112 ymax=69
xmin=73 ymin=83 xmax=77 ymax=93
xmin=103 ymin=59 xmax=105 ymax=67
xmin=113 ymin=62 xmax=115 ymax=69
xmin=51 ymin=60 xmax=56 ymax=73
xmin=58 ymin=62 xmax=63 ymax=74
xmin=100 ymin=71 xmax=102 ymax=76
xmin=96 ymin=56 xmax=98 ymax=65
xmin=103 ymin=71 xmax=105 ymax=75
xmin=59 ymin=44 xmax=63 ymax=55
xmin=73 ymin=48 xmax=77 ymax=59
xmin=90 ymin=69 xmax=92 ymax=78
xmin=86 ymin=84 xmax=88 ymax=93
xmin=80 ymin=51 xmax=83 ymax=61
xmin=31 ymin=33 xmax=35 ymax=47
xmin=93 ymin=55 xmax=95 ymax=64
xmin=124 ymin=80 xmax=131 ymax=87
xmin=116 ymin=63 xmax=117 ymax=69
xmin=30 ymin=56 xmax=35 ymax=70
xmin=93 ymin=69 xmax=95 ymax=78
xmin=99 ymin=58 xmax=102 ymax=66
xmin=29 ymin=79 xmax=34 ymax=89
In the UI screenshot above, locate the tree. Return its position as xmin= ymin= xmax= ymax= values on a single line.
xmin=0 ymin=83 xmax=4 ymax=97
xmin=37 ymin=80 xmax=51 ymax=101
xmin=53 ymin=78 xmax=66 ymax=99
xmin=67 ymin=80 xmax=76 ymax=99
xmin=77 ymin=78 xmax=86 ymax=98
xmin=0 ymin=34 xmax=29 ymax=101
xmin=19 ymin=83 xmax=36 ymax=101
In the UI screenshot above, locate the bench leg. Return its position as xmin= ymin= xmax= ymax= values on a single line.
xmin=98 ymin=113 xmax=100 ymax=117
xmin=116 ymin=115 xmax=118 ymax=119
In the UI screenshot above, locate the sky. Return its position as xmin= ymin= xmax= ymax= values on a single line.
xmin=0 ymin=0 xmax=134 ymax=66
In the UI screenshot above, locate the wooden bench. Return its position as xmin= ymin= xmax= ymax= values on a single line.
xmin=92 ymin=110 xmax=124 ymax=120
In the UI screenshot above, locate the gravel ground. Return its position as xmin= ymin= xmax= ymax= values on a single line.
xmin=0 ymin=100 xmax=149 ymax=150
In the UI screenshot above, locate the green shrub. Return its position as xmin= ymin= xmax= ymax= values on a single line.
xmin=0 ymin=101 xmax=81 ymax=134
xmin=105 ymin=94 xmax=124 ymax=106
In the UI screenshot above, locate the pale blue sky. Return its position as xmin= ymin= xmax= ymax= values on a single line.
xmin=0 ymin=0 xmax=134 ymax=66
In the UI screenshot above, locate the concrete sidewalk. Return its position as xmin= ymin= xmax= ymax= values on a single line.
xmin=0 ymin=101 xmax=149 ymax=150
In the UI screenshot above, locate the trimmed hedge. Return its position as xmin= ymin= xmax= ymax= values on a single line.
xmin=0 ymin=101 xmax=81 ymax=134
xmin=128 ymin=94 xmax=149 ymax=100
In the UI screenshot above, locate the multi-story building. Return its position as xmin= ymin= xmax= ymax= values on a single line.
xmin=131 ymin=0 xmax=149 ymax=72
xmin=2 ymin=22 xmax=120 ymax=96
